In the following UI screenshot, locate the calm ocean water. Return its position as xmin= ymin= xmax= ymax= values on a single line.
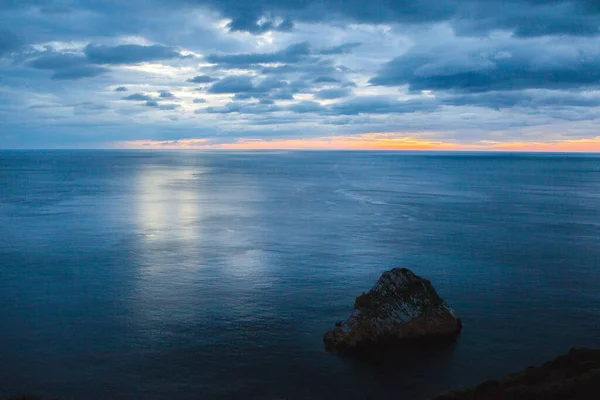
xmin=1 ymin=150 xmax=599 ymax=400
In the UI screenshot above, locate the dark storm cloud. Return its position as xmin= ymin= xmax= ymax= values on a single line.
xmin=187 ymin=75 xmax=217 ymax=83
xmin=369 ymin=42 xmax=600 ymax=93
xmin=183 ymin=0 xmax=600 ymax=37
xmin=84 ymin=44 xmax=182 ymax=65
xmin=115 ymin=86 xmax=128 ymax=92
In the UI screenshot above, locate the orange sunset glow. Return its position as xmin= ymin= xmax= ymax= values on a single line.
xmin=121 ymin=134 xmax=600 ymax=152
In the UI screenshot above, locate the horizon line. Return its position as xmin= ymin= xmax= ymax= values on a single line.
xmin=2 ymin=148 xmax=600 ymax=154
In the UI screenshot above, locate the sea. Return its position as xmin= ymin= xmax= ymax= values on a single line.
xmin=1 ymin=150 xmax=599 ymax=400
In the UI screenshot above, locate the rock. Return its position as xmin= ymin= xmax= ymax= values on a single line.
xmin=431 ymin=347 xmax=600 ymax=400
xmin=323 ymin=267 xmax=462 ymax=352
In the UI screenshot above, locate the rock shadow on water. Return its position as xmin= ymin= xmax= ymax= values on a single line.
xmin=337 ymin=332 xmax=462 ymax=365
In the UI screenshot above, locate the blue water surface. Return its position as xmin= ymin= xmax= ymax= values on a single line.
xmin=1 ymin=151 xmax=599 ymax=399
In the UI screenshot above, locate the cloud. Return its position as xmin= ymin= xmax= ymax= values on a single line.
xmin=314 ymin=87 xmax=352 ymax=100
xmin=26 ymin=43 xmax=184 ymax=81
xmin=27 ymin=101 xmax=109 ymax=111
xmin=191 ymin=0 xmax=600 ymax=37
xmin=123 ymin=93 xmax=155 ymax=101
xmin=268 ymin=90 xmax=295 ymax=100
xmin=187 ymin=75 xmax=217 ymax=83
xmin=208 ymin=75 xmax=255 ymax=93
xmin=206 ymin=76 xmax=292 ymax=101
xmin=454 ymin=1 xmax=600 ymax=38
xmin=225 ymin=13 xmax=295 ymax=34
xmin=192 ymin=0 xmax=453 ymax=33
xmin=261 ymin=65 xmax=300 ymax=75
xmin=51 ymin=65 xmax=108 ymax=80
xmin=319 ymin=42 xmax=362 ymax=55
xmin=158 ymin=90 xmax=176 ymax=98
xmin=77 ymin=102 xmax=109 ymax=111
xmin=29 ymin=53 xmax=85 ymax=70
xmin=158 ymin=103 xmax=180 ymax=110
xmin=3 ymin=0 xmax=600 ymax=149
xmin=277 ymin=18 xmax=294 ymax=32
xmin=330 ymin=96 xmax=438 ymax=115
xmin=369 ymin=39 xmax=600 ymax=92
xmin=0 ymin=29 xmax=21 ymax=56
xmin=142 ymin=101 xmax=182 ymax=110
xmin=84 ymin=43 xmax=182 ymax=65
xmin=204 ymin=101 xmax=280 ymax=114
xmin=206 ymin=42 xmax=311 ymax=68
xmin=287 ymin=100 xmax=325 ymax=113
xmin=443 ymin=91 xmax=600 ymax=109
xmin=28 ymin=51 xmax=108 ymax=79
xmin=313 ymin=76 xmax=341 ymax=84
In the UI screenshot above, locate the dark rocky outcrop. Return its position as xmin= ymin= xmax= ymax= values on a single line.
xmin=323 ymin=267 xmax=462 ymax=353
xmin=431 ymin=347 xmax=600 ymax=400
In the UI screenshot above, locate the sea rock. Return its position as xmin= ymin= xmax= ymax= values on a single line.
xmin=431 ymin=347 xmax=600 ymax=400
xmin=323 ymin=267 xmax=462 ymax=352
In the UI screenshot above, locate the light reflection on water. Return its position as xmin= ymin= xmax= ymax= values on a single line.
xmin=0 ymin=151 xmax=599 ymax=400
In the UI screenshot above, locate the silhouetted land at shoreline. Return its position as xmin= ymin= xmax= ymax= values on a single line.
xmin=432 ymin=348 xmax=600 ymax=400
xmin=5 ymin=348 xmax=599 ymax=400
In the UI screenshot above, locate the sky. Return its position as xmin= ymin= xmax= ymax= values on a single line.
xmin=1 ymin=0 xmax=599 ymax=150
